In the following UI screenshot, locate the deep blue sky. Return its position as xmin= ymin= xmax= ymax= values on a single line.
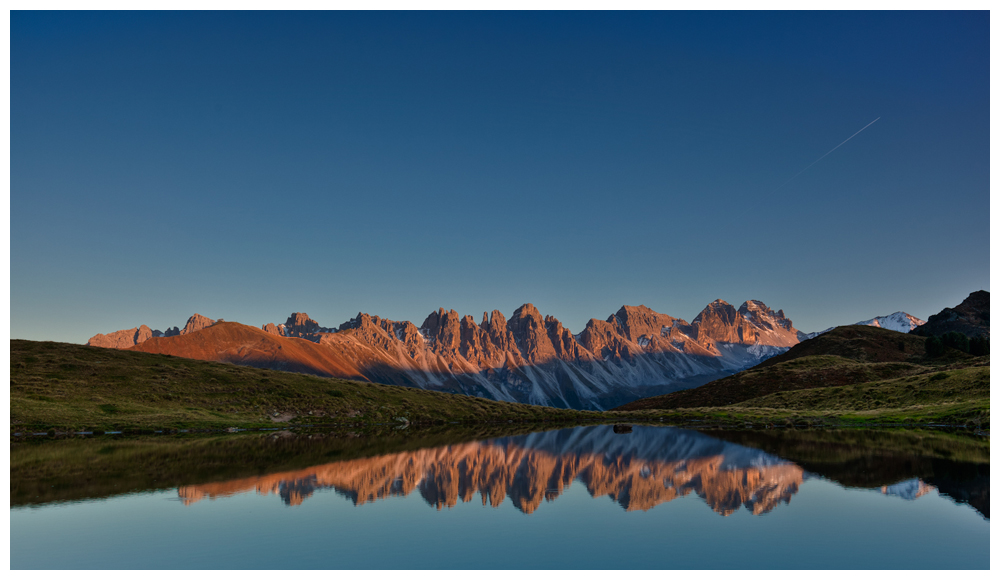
xmin=11 ymin=11 xmax=990 ymax=343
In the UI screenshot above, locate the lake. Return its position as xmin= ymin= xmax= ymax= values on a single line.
xmin=10 ymin=424 xmax=989 ymax=569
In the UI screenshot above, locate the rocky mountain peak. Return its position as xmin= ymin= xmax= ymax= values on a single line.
xmin=690 ymin=299 xmax=799 ymax=347
xmin=261 ymin=322 xmax=283 ymax=336
xmin=578 ymin=318 xmax=632 ymax=360
xmin=87 ymin=321 xmax=183 ymax=348
xmin=135 ymin=324 xmax=154 ymax=343
xmin=507 ymin=303 xmax=557 ymax=363
xmin=611 ymin=305 xmax=678 ymax=342
xmin=285 ymin=312 xmax=319 ymax=334
xmin=479 ymin=309 xmax=515 ymax=353
xmin=86 ymin=325 xmax=152 ymax=349
xmin=854 ymin=312 xmax=925 ymax=333
xmin=693 ymin=300 xmax=738 ymax=326
xmin=511 ymin=303 xmax=542 ymax=321
xmin=420 ymin=308 xmax=462 ymax=351
xmin=337 ymin=313 xmax=366 ymax=331
xmin=280 ymin=312 xmax=338 ymax=341
xmin=480 ymin=309 xmax=507 ymax=330
xmin=182 ymin=313 xmax=215 ymax=335
xmin=738 ymin=300 xmax=793 ymax=331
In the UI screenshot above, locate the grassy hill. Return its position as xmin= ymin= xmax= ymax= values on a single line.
xmin=10 ymin=339 xmax=601 ymax=433
xmin=612 ymin=326 xmax=989 ymax=428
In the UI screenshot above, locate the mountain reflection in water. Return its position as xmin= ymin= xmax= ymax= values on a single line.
xmin=179 ymin=426 xmax=809 ymax=515
xmin=12 ymin=424 xmax=990 ymax=569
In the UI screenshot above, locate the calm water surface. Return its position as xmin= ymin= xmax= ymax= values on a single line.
xmin=10 ymin=425 xmax=989 ymax=569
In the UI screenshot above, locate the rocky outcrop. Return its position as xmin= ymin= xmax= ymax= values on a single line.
xmin=691 ymin=299 xmax=800 ymax=348
xmin=87 ymin=316 xmax=199 ymax=348
xmin=285 ymin=312 xmax=319 ymax=336
xmin=86 ymin=324 xmax=157 ymax=349
xmin=507 ymin=304 xmax=559 ymax=364
xmin=181 ymin=313 xmax=214 ymax=335
xmin=611 ymin=305 xmax=677 ymax=343
xmin=421 ymin=308 xmax=462 ymax=353
xmin=480 ymin=310 xmax=518 ymax=354
xmin=911 ymin=290 xmax=990 ymax=338
xmin=261 ymin=322 xmax=284 ymax=336
xmin=271 ymin=312 xmax=338 ymax=341
xmin=577 ymin=317 xmax=637 ymax=360
xmin=738 ymin=301 xmax=797 ymax=341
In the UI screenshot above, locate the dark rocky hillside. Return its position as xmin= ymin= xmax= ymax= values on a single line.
xmin=911 ymin=290 xmax=989 ymax=338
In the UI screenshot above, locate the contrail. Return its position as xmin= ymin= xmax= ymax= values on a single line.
xmin=775 ymin=116 xmax=881 ymax=191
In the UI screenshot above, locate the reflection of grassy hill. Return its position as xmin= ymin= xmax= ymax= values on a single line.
xmin=705 ymin=427 xmax=990 ymax=518
xmin=10 ymin=425 xmax=557 ymax=506
xmin=706 ymin=427 xmax=989 ymax=475
xmin=11 ymin=339 xmax=599 ymax=432
xmin=613 ymin=326 xmax=989 ymax=428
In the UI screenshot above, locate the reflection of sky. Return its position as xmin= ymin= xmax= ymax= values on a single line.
xmin=11 ymin=475 xmax=988 ymax=569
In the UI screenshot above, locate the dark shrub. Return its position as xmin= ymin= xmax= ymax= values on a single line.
xmin=969 ymin=335 xmax=990 ymax=356
xmin=942 ymin=332 xmax=970 ymax=353
xmin=925 ymin=335 xmax=944 ymax=357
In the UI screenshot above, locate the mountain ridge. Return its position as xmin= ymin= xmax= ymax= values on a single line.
xmin=89 ymin=299 xmax=802 ymax=410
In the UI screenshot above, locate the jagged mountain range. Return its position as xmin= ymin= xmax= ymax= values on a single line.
xmin=87 ymin=299 xmax=801 ymax=410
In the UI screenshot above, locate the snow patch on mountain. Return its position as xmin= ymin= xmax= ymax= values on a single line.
xmin=800 ymin=311 xmax=925 ymax=340
xmin=856 ymin=312 xmax=925 ymax=333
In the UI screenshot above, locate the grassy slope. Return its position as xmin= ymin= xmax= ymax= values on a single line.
xmin=10 ymin=339 xmax=602 ymax=432
xmin=611 ymin=363 xmax=990 ymax=427
xmin=612 ymin=326 xmax=989 ymax=427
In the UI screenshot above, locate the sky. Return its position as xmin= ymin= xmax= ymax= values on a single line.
xmin=10 ymin=11 xmax=990 ymax=343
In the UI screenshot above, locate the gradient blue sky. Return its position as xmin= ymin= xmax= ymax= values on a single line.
xmin=11 ymin=11 xmax=990 ymax=343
